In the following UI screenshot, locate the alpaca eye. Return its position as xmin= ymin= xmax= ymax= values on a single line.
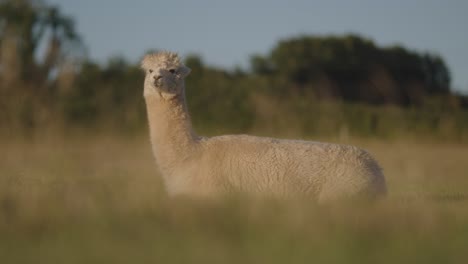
xmin=169 ymin=69 xmax=176 ymax=74
xmin=149 ymin=69 xmax=153 ymax=73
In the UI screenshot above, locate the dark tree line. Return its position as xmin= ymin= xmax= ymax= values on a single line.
xmin=251 ymin=35 xmax=453 ymax=106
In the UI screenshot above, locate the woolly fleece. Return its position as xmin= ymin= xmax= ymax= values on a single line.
xmin=142 ymin=51 xmax=387 ymax=202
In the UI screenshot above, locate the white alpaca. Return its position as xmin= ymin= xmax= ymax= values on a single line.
xmin=142 ymin=51 xmax=387 ymax=202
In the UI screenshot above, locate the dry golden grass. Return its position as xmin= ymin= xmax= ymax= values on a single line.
xmin=1 ymin=133 xmax=468 ymax=263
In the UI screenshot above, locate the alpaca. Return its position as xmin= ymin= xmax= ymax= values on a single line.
xmin=142 ymin=51 xmax=387 ymax=202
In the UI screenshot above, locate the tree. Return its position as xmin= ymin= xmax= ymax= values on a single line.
xmin=251 ymin=34 xmax=453 ymax=106
xmin=0 ymin=0 xmax=84 ymax=90
xmin=421 ymin=53 xmax=450 ymax=95
xmin=0 ymin=0 xmax=85 ymax=129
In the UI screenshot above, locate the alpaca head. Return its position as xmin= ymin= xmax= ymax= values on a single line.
xmin=141 ymin=51 xmax=191 ymax=99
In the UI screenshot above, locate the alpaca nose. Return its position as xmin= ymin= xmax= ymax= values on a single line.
xmin=154 ymin=75 xmax=162 ymax=81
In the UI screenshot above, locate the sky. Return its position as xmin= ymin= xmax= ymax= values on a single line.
xmin=48 ymin=0 xmax=468 ymax=93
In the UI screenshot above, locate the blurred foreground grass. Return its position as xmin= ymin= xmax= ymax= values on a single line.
xmin=1 ymin=134 xmax=468 ymax=263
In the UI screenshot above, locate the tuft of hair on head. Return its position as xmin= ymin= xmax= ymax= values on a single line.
xmin=141 ymin=51 xmax=182 ymax=71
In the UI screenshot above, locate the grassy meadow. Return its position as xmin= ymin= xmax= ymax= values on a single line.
xmin=2 ymin=2 xmax=468 ymax=262
xmin=1 ymin=131 xmax=468 ymax=264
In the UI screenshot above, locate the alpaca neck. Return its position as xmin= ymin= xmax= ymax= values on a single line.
xmin=145 ymin=86 xmax=199 ymax=175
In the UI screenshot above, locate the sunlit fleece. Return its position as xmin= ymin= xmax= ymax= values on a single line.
xmin=142 ymin=51 xmax=387 ymax=203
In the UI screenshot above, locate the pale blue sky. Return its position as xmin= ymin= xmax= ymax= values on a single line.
xmin=49 ymin=0 xmax=468 ymax=93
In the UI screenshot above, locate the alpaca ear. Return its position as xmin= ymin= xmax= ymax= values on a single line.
xmin=179 ymin=65 xmax=191 ymax=78
xmin=140 ymin=54 xmax=151 ymax=71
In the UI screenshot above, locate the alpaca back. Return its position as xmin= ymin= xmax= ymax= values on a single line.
xmin=186 ymin=135 xmax=387 ymax=201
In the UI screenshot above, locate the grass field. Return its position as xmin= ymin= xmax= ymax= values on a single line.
xmin=1 ymin=133 xmax=468 ymax=263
